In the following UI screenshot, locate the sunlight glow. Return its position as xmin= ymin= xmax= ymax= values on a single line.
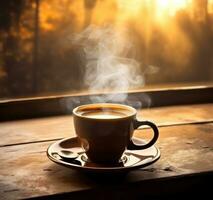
xmin=156 ymin=0 xmax=190 ymax=19
xmin=116 ymin=0 xmax=191 ymax=23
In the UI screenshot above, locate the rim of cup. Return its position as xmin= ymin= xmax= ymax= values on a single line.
xmin=73 ymin=103 xmax=137 ymax=120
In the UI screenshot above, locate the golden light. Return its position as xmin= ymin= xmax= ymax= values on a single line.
xmin=156 ymin=0 xmax=190 ymax=19
xmin=117 ymin=0 xmax=145 ymax=14
xmin=38 ymin=0 xmax=213 ymax=32
xmin=40 ymin=2 xmax=61 ymax=31
xmin=115 ymin=0 xmax=191 ymax=24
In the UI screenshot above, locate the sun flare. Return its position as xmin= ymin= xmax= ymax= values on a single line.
xmin=156 ymin=0 xmax=190 ymax=18
xmin=116 ymin=0 xmax=191 ymax=23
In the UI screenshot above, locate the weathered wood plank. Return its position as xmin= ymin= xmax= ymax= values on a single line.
xmin=0 ymin=116 xmax=74 ymax=147
xmin=0 ymin=123 xmax=212 ymax=200
xmin=0 ymin=104 xmax=212 ymax=147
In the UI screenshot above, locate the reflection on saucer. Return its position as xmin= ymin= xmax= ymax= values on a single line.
xmin=47 ymin=137 xmax=160 ymax=173
xmin=81 ymin=154 xmax=126 ymax=168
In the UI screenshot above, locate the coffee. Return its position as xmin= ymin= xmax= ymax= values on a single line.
xmin=81 ymin=110 xmax=128 ymax=119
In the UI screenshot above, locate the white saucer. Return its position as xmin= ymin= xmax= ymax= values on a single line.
xmin=47 ymin=137 xmax=160 ymax=174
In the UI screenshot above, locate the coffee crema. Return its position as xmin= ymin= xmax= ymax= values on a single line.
xmin=81 ymin=110 xmax=128 ymax=119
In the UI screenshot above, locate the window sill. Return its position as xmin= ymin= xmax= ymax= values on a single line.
xmin=0 ymin=86 xmax=212 ymax=121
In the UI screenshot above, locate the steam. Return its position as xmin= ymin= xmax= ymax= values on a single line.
xmin=74 ymin=25 xmax=144 ymax=103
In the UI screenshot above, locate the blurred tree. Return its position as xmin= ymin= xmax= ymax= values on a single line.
xmin=192 ymin=0 xmax=208 ymax=22
xmin=83 ymin=0 xmax=97 ymax=27
xmin=33 ymin=0 xmax=40 ymax=93
xmin=0 ymin=0 xmax=34 ymax=97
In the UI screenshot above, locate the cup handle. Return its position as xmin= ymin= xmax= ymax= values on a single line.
xmin=127 ymin=120 xmax=159 ymax=150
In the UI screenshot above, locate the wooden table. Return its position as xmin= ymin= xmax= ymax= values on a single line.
xmin=0 ymin=103 xmax=213 ymax=199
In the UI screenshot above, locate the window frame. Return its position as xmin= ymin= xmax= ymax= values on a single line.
xmin=0 ymin=85 xmax=212 ymax=121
